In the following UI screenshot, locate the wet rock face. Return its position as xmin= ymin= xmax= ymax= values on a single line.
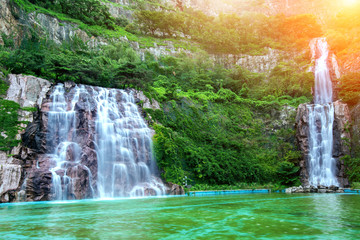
xmin=28 ymin=85 xmax=98 ymax=201
xmin=0 ymin=75 xmax=98 ymax=202
xmin=26 ymin=170 xmax=52 ymax=201
xmin=295 ymin=104 xmax=310 ymax=185
xmin=295 ymin=101 xmax=351 ymax=187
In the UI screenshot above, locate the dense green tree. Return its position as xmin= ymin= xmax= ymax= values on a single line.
xmin=28 ymin=0 xmax=115 ymax=29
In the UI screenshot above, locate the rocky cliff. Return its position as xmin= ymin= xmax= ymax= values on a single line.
xmin=0 ymin=0 xmax=325 ymax=75
xmin=0 ymin=74 xmax=51 ymax=202
xmin=0 ymin=74 xmax=182 ymax=203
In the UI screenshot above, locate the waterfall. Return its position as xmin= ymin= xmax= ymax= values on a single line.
xmin=92 ymin=87 xmax=165 ymax=198
xmin=47 ymin=84 xmax=165 ymax=200
xmin=307 ymin=38 xmax=338 ymax=187
xmin=47 ymin=85 xmax=82 ymax=200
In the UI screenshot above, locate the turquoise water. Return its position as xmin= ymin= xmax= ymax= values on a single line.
xmin=1 ymin=193 xmax=360 ymax=239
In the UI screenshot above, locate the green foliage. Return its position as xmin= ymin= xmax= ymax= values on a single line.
xmin=343 ymin=155 xmax=360 ymax=183
xmin=135 ymin=8 xmax=322 ymax=54
xmin=267 ymin=14 xmax=322 ymax=49
xmin=27 ymin=0 xmax=115 ymax=29
xmin=253 ymin=62 xmax=314 ymax=99
xmin=150 ymin=98 xmax=299 ymax=186
xmin=115 ymin=16 xmax=130 ymax=28
xmin=0 ymin=31 xmax=155 ymax=89
xmin=325 ymin=3 xmax=360 ymax=62
xmin=0 ymin=71 xmax=23 ymax=151
xmin=1 ymin=33 xmax=15 ymax=48
xmin=351 ymin=182 xmax=360 ymax=190
xmin=339 ymin=72 xmax=360 ymax=106
xmin=0 ymin=18 xmax=313 ymax=186
xmin=0 ymin=99 xmax=21 ymax=151
xmin=135 ymin=10 xmax=185 ymax=37
xmin=276 ymin=161 xmax=300 ymax=186
xmin=0 ymin=74 xmax=9 ymax=96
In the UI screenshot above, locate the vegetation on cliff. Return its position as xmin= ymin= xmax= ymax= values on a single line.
xmin=325 ymin=3 xmax=360 ymax=65
xmin=0 ymin=77 xmax=22 ymax=151
xmin=0 ymin=0 xmax=328 ymax=188
xmin=135 ymin=8 xmax=321 ymax=54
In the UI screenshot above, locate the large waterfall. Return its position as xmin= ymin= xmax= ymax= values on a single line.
xmin=46 ymin=84 xmax=165 ymax=200
xmin=307 ymin=38 xmax=338 ymax=187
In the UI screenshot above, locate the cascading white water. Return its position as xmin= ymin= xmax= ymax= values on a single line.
xmin=92 ymin=87 xmax=165 ymax=198
xmin=307 ymin=38 xmax=338 ymax=187
xmin=47 ymin=85 xmax=83 ymax=200
xmin=47 ymin=84 xmax=165 ymax=200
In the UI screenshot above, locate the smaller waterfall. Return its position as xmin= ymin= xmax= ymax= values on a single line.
xmin=307 ymin=38 xmax=338 ymax=187
xmin=46 ymin=84 xmax=165 ymax=200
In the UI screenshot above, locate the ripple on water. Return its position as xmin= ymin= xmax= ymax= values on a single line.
xmin=0 ymin=193 xmax=360 ymax=239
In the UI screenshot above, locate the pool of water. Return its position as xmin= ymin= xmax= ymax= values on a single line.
xmin=1 ymin=193 xmax=360 ymax=239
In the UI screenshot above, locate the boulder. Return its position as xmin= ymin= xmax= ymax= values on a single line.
xmin=133 ymin=90 xmax=161 ymax=110
xmin=165 ymin=182 xmax=185 ymax=195
xmin=0 ymin=164 xmax=21 ymax=201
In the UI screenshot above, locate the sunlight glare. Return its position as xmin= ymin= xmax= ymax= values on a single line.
xmin=344 ymin=0 xmax=358 ymax=6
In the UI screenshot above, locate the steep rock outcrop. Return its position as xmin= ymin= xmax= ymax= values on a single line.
xmin=6 ymin=74 xmax=52 ymax=109
xmin=134 ymin=91 xmax=161 ymax=110
xmin=1 ymin=0 xmax=286 ymax=74
xmin=0 ymin=0 xmax=108 ymax=47
xmin=32 ymin=13 xmax=90 ymax=45
xmin=210 ymin=48 xmax=282 ymax=73
xmin=0 ymin=0 xmax=18 ymax=45
xmin=0 ymin=74 xmax=52 ymax=202
xmin=104 ymin=0 xmax=135 ymax=20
